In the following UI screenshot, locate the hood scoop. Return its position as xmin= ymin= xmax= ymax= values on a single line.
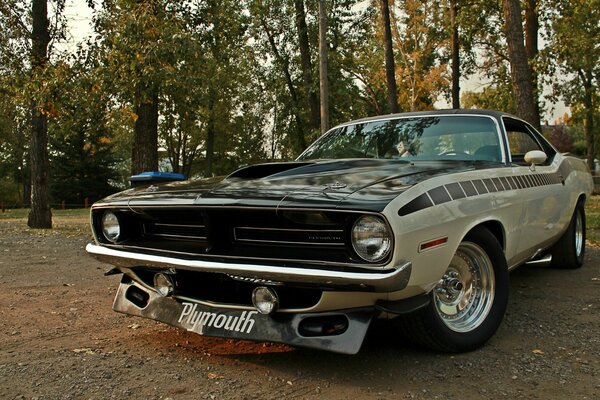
xmin=226 ymin=162 xmax=315 ymax=180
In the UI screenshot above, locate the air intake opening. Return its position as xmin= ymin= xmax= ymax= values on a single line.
xmin=298 ymin=315 xmax=349 ymax=337
xmin=125 ymin=285 xmax=150 ymax=308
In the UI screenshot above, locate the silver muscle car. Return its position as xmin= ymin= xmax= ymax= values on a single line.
xmin=87 ymin=110 xmax=593 ymax=354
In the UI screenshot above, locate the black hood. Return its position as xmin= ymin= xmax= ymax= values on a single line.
xmin=100 ymin=159 xmax=489 ymax=212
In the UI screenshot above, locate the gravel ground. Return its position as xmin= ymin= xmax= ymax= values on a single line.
xmin=0 ymin=218 xmax=599 ymax=399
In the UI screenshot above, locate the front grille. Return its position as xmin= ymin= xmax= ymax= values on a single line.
xmin=143 ymin=222 xmax=207 ymax=240
xmin=93 ymin=207 xmax=384 ymax=266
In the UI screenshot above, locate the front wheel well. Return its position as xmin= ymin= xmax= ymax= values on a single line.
xmin=394 ymin=225 xmax=509 ymax=352
xmin=475 ymin=220 xmax=505 ymax=251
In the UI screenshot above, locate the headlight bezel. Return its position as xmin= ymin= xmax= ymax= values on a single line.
xmin=350 ymin=214 xmax=393 ymax=263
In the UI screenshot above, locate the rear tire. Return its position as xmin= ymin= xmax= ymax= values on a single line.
xmin=551 ymin=200 xmax=586 ymax=269
xmin=395 ymin=226 xmax=509 ymax=352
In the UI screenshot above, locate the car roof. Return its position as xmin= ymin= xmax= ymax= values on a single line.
xmin=339 ymin=109 xmax=512 ymax=127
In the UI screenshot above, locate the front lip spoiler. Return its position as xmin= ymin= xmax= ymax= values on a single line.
xmin=86 ymin=243 xmax=411 ymax=292
xmin=114 ymin=280 xmax=375 ymax=354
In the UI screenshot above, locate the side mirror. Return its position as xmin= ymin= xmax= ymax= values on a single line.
xmin=524 ymin=150 xmax=547 ymax=171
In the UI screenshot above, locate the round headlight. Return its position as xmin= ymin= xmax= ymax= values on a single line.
xmin=351 ymin=215 xmax=392 ymax=262
xmin=101 ymin=211 xmax=121 ymax=243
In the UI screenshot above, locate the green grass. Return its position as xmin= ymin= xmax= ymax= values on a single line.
xmin=585 ymin=195 xmax=600 ymax=229
xmin=0 ymin=208 xmax=90 ymax=237
xmin=585 ymin=196 xmax=600 ymax=244
xmin=0 ymin=207 xmax=89 ymax=220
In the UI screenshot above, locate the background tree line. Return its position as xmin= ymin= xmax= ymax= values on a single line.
xmin=0 ymin=0 xmax=598 ymax=228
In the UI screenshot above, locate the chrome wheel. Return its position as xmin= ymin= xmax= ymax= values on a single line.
xmin=434 ymin=242 xmax=495 ymax=333
xmin=575 ymin=209 xmax=583 ymax=258
xmin=395 ymin=227 xmax=508 ymax=352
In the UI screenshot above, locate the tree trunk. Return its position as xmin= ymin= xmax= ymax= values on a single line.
xmin=131 ymin=83 xmax=159 ymax=175
xmin=21 ymin=158 xmax=30 ymax=208
xmin=29 ymin=100 xmax=52 ymax=228
xmin=28 ymin=0 xmax=52 ymax=229
xmin=318 ymin=0 xmax=330 ymax=133
xmin=205 ymin=88 xmax=216 ymax=177
xmin=524 ymin=0 xmax=541 ymax=126
xmin=524 ymin=0 xmax=538 ymax=73
xmin=582 ymin=73 xmax=595 ymax=170
xmin=380 ymin=0 xmax=398 ymax=114
xmin=450 ymin=0 xmax=460 ymax=109
xmin=204 ymin=0 xmax=222 ymax=176
xmin=503 ymin=0 xmax=541 ymax=131
xmin=294 ymin=0 xmax=320 ymax=130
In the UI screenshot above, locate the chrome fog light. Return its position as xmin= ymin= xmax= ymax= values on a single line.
xmin=351 ymin=215 xmax=392 ymax=262
xmin=252 ymin=286 xmax=279 ymax=315
xmin=154 ymin=273 xmax=175 ymax=297
xmin=101 ymin=211 xmax=121 ymax=243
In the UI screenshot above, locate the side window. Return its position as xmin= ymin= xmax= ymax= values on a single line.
xmin=507 ymin=130 xmax=541 ymax=154
xmin=503 ymin=117 xmax=554 ymax=165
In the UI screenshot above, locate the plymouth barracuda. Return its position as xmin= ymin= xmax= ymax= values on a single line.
xmin=87 ymin=109 xmax=593 ymax=354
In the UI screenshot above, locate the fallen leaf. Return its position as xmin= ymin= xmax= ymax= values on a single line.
xmin=72 ymin=348 xmax=96 ymax=355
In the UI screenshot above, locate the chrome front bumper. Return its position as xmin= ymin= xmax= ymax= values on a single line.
xmin=86 ymin=243 xmax=411 ymax=292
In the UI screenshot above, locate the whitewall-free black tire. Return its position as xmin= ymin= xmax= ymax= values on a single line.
xmin=551 ymin=200 xmax=586 ymax=269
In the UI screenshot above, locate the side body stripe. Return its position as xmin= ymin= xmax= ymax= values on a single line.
xmin=398 ymin=172 xmax=563 ymax=216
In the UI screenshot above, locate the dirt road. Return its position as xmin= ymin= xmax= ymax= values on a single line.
xmin=1 ymin=218 xmax=599 ymax=399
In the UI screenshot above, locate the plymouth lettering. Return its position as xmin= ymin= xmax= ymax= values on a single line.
xmin=178 ymin=302 xmax=258 ymax=334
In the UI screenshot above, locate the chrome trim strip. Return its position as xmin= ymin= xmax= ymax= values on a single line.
xmin=87 ymin=243 xmax=411 ymax=292
xmin=152 ymin=223 xmax=206 ymax=228
xmin=234 ymin=227 xmax=343 ymax=233
xmin=144 ymin=233 xmax=208 ymax=240
xmin=92 ymin=205 xmax=381 ymax=213
xmin=105 ymin=243 xmax=386 ymax=269
xmin=142 ymin=222 xmax=207 ymax=240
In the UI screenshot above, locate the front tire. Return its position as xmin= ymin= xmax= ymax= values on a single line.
xmin=396 ymin=226 xmax=509 ymax=352
xmin=551 ymin=200 xmax=586 ymax=269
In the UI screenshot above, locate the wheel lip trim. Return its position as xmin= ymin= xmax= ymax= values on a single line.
xmin=433 ymin=241 xmax=496 ymax=333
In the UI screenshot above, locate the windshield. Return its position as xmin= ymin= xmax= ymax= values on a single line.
xmin=298 ymin=115 xmax=502 ymax=162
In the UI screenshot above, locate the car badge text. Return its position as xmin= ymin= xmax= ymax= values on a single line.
xmin=178 ymin=302 xmax=258 ymax=334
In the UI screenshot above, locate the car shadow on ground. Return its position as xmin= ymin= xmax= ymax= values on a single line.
xmin=182 ymin=259 xmax=598 ymax=384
